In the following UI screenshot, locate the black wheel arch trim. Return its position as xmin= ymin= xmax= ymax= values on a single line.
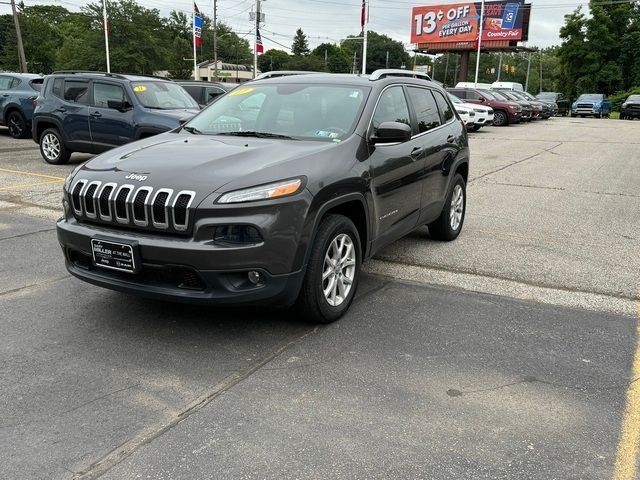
xmin=33 ymin=116 xmax=67 ymax=143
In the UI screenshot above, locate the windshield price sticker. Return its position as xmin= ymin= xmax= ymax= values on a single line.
xmin=229 ymin=87 xmax=254 ymax=97
xmin=133 ymin=85 xmax=147 ymax=92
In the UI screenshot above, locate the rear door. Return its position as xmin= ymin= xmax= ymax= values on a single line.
xmin=89 ymin=81 xmax=135 ymax=149
xmin=0 ymin=75 xmax=15 ymax=119
xmin=368 ymin=85 xmax=424 ymax=250
xmin=60 ymin=79 xmax=92 ymax=146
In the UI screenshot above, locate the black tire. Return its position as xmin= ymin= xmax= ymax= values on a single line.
xmin=428 ymin=173 xmax=466 ymax=241
xmin=39 ymin=128 xmax=71 ymax=165
xmin=493 ymin=110 xmax=508 ymax=126
xmin=6 ymin=110 xmax=30 ymax=139
xmin=469 ymin=124 xmax=482 ymax=132
xmin=296 ymin=214 xmax=361 ymax=324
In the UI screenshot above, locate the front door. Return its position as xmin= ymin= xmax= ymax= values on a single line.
xmin=368 ymin=85 xmax=424 ymax=251
xmin=89 ymin=81 xmax=135 ymax=150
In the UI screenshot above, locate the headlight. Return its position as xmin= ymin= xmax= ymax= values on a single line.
xmin=63 ymin=164 xmax=84 ymax=192
xmin=217 ymin=178 xmax=304 ymax=204
xmin=622 ymin=103 xmax=628 ymax=108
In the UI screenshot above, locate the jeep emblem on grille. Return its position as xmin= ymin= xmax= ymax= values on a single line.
xmin=125 ymin=173 xmax=148 ymax=182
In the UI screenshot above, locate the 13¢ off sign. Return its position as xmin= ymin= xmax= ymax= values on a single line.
xmin=410 ymin=1 xmax=524 ymax=45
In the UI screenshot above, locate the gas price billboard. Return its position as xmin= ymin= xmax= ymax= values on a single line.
xmin=411 ymin=1 xmax=529 ymax=47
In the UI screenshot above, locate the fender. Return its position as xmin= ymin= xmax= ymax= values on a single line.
xmin=135 ymin=126 xmax=168 ymax=140
xmin=32 ymin=114 xmax=67 ymax=144
xmin=297 ymin=192 xmax=371 ymax=271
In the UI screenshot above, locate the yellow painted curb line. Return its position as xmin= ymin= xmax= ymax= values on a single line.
xmin=613 ymin=301 xmax=640 ymax=479
xmin=0 ymin=179 xmax=63 ymax=191
xmin=0 ymin=167 xmax=65 ymax=181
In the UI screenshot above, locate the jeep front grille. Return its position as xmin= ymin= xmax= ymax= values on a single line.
xmin=70 ymin=179 xmax=195 ymax=233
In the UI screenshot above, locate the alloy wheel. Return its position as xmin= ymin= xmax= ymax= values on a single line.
xmin=322 ymin=233 xmax=356 ymax=307
xmin=41 ymin=133 xmax=61 ymax=161
xmin=449 ymin=184 xmax=464 ymax=231
xmin=7 ymin=113 xmax=24 ymax=138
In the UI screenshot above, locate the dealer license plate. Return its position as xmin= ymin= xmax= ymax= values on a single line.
xmin=91 ymin=239 xmax=137 ymax=273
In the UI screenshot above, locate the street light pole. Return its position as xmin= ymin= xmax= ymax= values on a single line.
xmin=213 ymin=0 xmax=218 ymax=80
xmin=102 ymin=0 xmax=110 ymax=73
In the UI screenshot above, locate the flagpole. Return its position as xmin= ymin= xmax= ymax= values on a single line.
xmin=192 ymin=7 xmax=198 ymax=80
xmin=361 ymin=0 xmax=368 ymax=74
xmin=102 ymin=0 xmax=110 ymax=73
xmin=473 ymin=0 xmax=485 ymax=87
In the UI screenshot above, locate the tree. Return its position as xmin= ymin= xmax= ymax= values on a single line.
xmin=291 ymin=28 xmax=309 ymax=56
xmin=258 ymin=49 xmax=289 ymax=73
xmin=311 ymin=43 xmax=351 ymax=73
xmin=167 ymin=37 xmax=193 ymax=79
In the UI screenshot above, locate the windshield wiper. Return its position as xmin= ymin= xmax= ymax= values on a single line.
xmin=214 ymin=131 xmax=297 ymax=140
xmin=183 ymin=125 xmax=202 ymax=135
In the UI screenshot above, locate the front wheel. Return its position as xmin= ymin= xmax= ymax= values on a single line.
xmin=7 ymin=111 xmax=30 ymax=139
xmin=493 ymin=110 xmax=508 ymax=126
xmin=296 ymin=214 xmax=361 ymax=324
xmin=39 ymin=128 xmax=71 ymax=165
xmin=428 ymin=173 xmax=466 ymax=241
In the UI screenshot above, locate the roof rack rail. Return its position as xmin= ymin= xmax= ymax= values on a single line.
xmin=253 ymin=70 xmax=323 ymax=80
xmin=369 ymin=69 xmax=432 ymax=81
xmin=51 ymin=71 xmax=128 ymax=80
xmin=50 ymin=71 xmax=173 ymax=81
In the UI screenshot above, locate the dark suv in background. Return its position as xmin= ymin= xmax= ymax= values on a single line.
xmin=537 ymin=92 xmax=568 ymax=116
xmin=0 ymin=73 xmax=43 ymax=138
xmin=57 ymin=70 xmax=470 ymax=323
xmin=177 ymin=80 xmax=235 ymax=107
xmin=448 ymin=87 xmax=522 ymax=126
xmin=620 ymin=94 xmax=640 ymax=120
xmin=32 ymin=72 xmax=200 ymax=164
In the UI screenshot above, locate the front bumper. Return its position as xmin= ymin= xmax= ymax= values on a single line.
xmin=621 ymin=107 xmax=640 ymax=118
xmin=56 ymin=202 xmax=310 ymax=306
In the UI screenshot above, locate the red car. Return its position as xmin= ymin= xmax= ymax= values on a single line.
xmin=447 ymin=88 xmax=522 ymax=126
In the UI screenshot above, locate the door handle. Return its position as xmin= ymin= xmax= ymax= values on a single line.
xmin=90 ymin=111 xmax=102 ymax=118
xmin=54 ymin=107 xmax=67 ymax=113
xmin=410 ymin=147 xmax=424 ymax=160
xmin=2 ymin=94 xmax=9 ymax=97
xmin=447 ymin=135 xmax=456 ymax=143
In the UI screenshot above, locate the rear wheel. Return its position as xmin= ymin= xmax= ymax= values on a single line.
xmin=296 ymin=214 xmax=361 ymax=324
xmin=39 ymin=128 xmax=71 ymax=165
xmin=469 ymin=124 xmax=482 ymax=132
xmin=7 ymin=111 xmax=29 ymax=139
xmin=493 ymin=110 xmax=508 ymax=126
xmin=428 ymin=174 xmax=466 ymax=241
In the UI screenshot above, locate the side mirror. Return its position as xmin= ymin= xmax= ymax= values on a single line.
xmin=479 ymin=97 xmax=486 ymax=102
xmin=107 ymin=100 xmax=131 ymax=112
xmin=370 ymin=121 xmax=412 ymax=145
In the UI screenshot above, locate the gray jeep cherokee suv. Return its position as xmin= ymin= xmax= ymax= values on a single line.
xmin=57 ymin=70 xmax=470 ymax=323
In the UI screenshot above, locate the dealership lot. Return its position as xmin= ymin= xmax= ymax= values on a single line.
xmin=1 ymin=118 xmax=639 ymax=478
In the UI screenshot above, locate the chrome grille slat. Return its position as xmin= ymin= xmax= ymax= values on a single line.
xmin=71 ymin=180 xmax=194 ymax=232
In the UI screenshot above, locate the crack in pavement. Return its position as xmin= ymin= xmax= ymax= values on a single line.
xmin=469 ymin=142 xmax=563 ymax=184
xmin=480 ymin=181 xmax=640 ymax=198
xmin=0 ymin=275 xmax=71 ymax=297
xmin=447 ymin=375 xmax=640 ymax=397
xmin=0 ymin=227 xmax=56 ymax=241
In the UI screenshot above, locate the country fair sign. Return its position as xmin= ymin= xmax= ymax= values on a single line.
xmin=410 ymin=1 xmax=526 ymax=45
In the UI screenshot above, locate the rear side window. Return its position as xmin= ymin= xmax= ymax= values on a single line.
xmin=432 ymin=91 xmax=455 ymax=123
xmin=0 ymin=76 xmax=13 ymax=89
xmin=182 ymin=85 xmax=202 ymax=103
xmin=466 ymin=90 xmax=482 ymax=100
xmin=205 ymin=87 xmax=225 ymax=103
xmin=448 ymin=89 xmax=465 ymax=100
xmin=406 ymin=87 xmax=441 ymax=133
xmin=29 ymin=78 xmax=43 ymax=92
xmin=372 ymin=86 xmax=411 ymax=135
xmin=93 ymin=83 xmax=126 ymax=108
xmin=52 ymin=78 xmax=64 ymax=98
xmin=63 ymin=80 xmax=90 ymax=104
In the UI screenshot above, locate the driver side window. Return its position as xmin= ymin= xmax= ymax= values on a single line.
xmin=372 ymin=87 xmax=410 ymax=136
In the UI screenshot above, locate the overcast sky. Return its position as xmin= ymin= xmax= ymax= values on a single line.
xmin=1 ymin=0 xmax=587 ymax=55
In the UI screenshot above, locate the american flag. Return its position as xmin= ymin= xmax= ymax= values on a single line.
xmin=256 ymin=28 xmax=264 ymax=54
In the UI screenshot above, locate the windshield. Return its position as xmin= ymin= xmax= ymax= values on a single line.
xmin=487 ymin=90 xmax=510 ymax=101
xmin=626 ymin=95 xmax=640 ymax=102
xmin=578 ymin=94 xmax=603 ymax=101
xmin=184 ymin=83 xmax=369 ymax=141
xmin=537 ymin=93 xmax=555 ymax=100
xmin=132 ymin=82 xmax=199 ymax=110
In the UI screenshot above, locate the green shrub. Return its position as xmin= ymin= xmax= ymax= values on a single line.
xmin=610 ymin=87 xmax=640 ymax=111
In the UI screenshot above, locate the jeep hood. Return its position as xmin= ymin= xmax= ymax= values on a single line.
xmin=77 ymin=132 xmax=341 ymax=195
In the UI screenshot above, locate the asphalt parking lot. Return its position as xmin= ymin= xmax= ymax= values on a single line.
xmin=1 ymin=118 xmax=639 ymax=479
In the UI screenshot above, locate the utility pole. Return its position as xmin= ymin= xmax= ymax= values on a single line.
xmin=253 ymin=0 xmax=261 ymax=79
xmin=102 ymin=0 xmax=110 ymax=73
xmin=497 ymin=52 xmax=503 ymax=81
xmin=524 ymin=51 xmax=532 ymax=91
xmin=352 ymin=50 xmax=357 ymax=74
xmin=213 ymin=0 xmax=218 ymax=80
xmin=325 ymin=49 xmax=328 ymax=69
xmin=10 ymin=0 xmax=27 ymax=73
xmin=444 ymin=53 xmax=450 ymax=86
xmin=385 ymin=51 xmax=389 ymax=69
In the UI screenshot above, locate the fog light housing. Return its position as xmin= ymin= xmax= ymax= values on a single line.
xmin=213 ymin=225 xmax=263 ymax=247
xmin=248 ymin=270 xmax=263 ymax=285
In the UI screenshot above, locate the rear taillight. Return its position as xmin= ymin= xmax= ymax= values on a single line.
xmin=30 ymin=96 xmax=39 ymax=109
